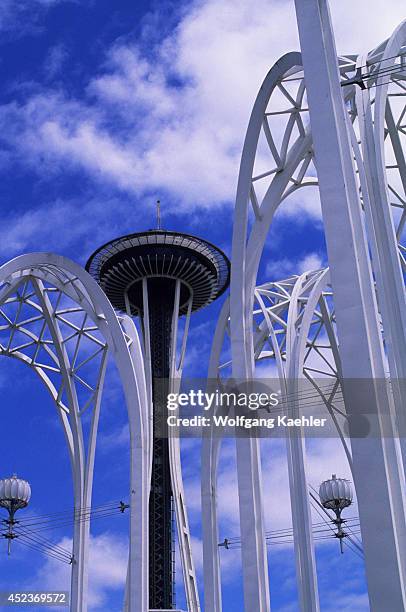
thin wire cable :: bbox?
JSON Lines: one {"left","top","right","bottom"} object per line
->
{"left": 281, "top": 54, "right": 405, "bottom": 84}
{"left": 13, "top": 499, "right": 122, "bottom": 522}
{"left": 15, "top": 503, "right": 124, "bottom": 529}
{"left": 362, "top": 52, "right": 406, "bottom": 69}
{"left": 3, "top": 504, "right": 129, "bottom": 565}
{"left": 342, "top": 536, "right": 365, "bottom": 561}
{"left": 11, "top": 532, "right": 72, "bottom": 563}
{"left": 362, "top": 65, "right": 406, "bottom": 82}
{"left": 13, "top": 532, "right": 72, "bottom": 563}
{"left": 344, "top": 524, "right": 364, "bottom": 553}
{"left": 221, "top": 369, "right": 397, "bottom": 409}
{"left": 215, "top": 380, "right": 346, "bottom": 414}
{"left": 15, "top": 529, "right": 71, "bottom": 556}
{"left": 220, "top": 488, "right": 363, "bottom": 552}
{"left": 12, "top": 526, "right": 72, "bottom": 557}
{"left": 219, "top": 380, "right": 341, "bottom": 406}
{"left": 16, "top": 505, "right": 120, "bottom": 527}
{"left": 369, "top": 78, "right": 406, "bottom": 91}
{"left": 13, "top": 537, "right": 72, "bottom": 565}
{"left": 345, "top": 532, "right": 364, "bottom": 556}
{"left": 222, "top": 533, "right": 347, "bottom": 550}
{"left": 220, "top": 518, "right": 360, "bottom": 546}
{"left": 14, "top": 509, "right": 125, "bottom": 534}
{"left": 281, "top": 55, "right": 405, "bottom": 86}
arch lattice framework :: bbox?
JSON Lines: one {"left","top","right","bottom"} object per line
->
{"left": 0, "top": 253, "right": 150, "bottom": 612}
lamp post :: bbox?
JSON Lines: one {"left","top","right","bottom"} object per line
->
{"left": 319, "top": 474, "right": 353, "bottom": 553}
{"left": 0, "top": 475, "right": 31, "bottom": 555}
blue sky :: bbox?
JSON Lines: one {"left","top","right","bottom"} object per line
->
{"left": 0, "top": 0, "right": 404, "bottom": 610}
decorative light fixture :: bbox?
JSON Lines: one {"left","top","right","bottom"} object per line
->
{"left": 0, "top": 474, "right": 31, "bottom": 554}
{"left": 319, "top": 474, "right": 353, "bottom": 553}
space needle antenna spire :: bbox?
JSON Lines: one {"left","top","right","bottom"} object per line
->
{"left": 156, "top": 199, "right": 161, "bottom": 230}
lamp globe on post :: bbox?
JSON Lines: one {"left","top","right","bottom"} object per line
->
{"left": 319, "top": 474, "right": 353, "bottom": 553}
{"left": 0, "top": 474, "right": 31, "bottom": 555}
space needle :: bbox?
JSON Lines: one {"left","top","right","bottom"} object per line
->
{"left": 86, "top": 204, "right": 230, "bottom": 610}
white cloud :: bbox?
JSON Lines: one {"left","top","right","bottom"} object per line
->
{"left": 1, "top": 0, "right": 403, "bottom": 210}
{"left": 329, "top": 2, "right": 405, "bottom": 54}
{"left": 323, "top": 591, "right": 369, "bottom": 612}
{"left": 33, "top": 532, "right": 127, "bottom": 610}
{"left": 186, "top": 435, "right": 353, "bottom": 532}
{"left": 44, "top": 44, "right": 69, "bottom": 79}
{"left": 0, "top": 194, "right": 149, "bottom": 262}
{"left": 265, "top": 252, "right": 324, "bottom": 280}
{"left": 98, "top": 424, "right": 130, "bottom": 453}
{"left": 298, "top": 253, "right": 324, "bottom": 274}
{"left": 0, "top": 0, "right": 76, "bottom": 35}
{"left": 280, "top": 186, "right": 323, "bottom": 219}
{"left": 265, "top": 258, "right": 297, "bottom": 279}
{"left": 40, "top": 121, "right": 140, "bottom": 191}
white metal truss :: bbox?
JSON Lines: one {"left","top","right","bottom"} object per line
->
{"left": 350, "top": 22, "right": 406, "bottom": 471}
{"left": 0, "top": 254, "right": 150, "bottom": 612}
{"left": 252, "top": 271, "right": 349, "bottom": 463}
{"left": 296, "top": 4, "right": 406, "bottom": 610}
{"left": 202, "top": 271, "right": 341, "bottom": 612}
{"left": 202, "top": 14, "right": 406, "bottom": 612}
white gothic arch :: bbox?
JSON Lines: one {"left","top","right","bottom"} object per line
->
{"left": 0, "top": 253, "right": 150, "bottom": 612}
{"left": 202, "top": 17, "right": 406, "bottom": 612}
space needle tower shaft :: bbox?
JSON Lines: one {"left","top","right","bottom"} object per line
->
{"left": 86, "top": 216, "right": 229, "bottom": 609}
